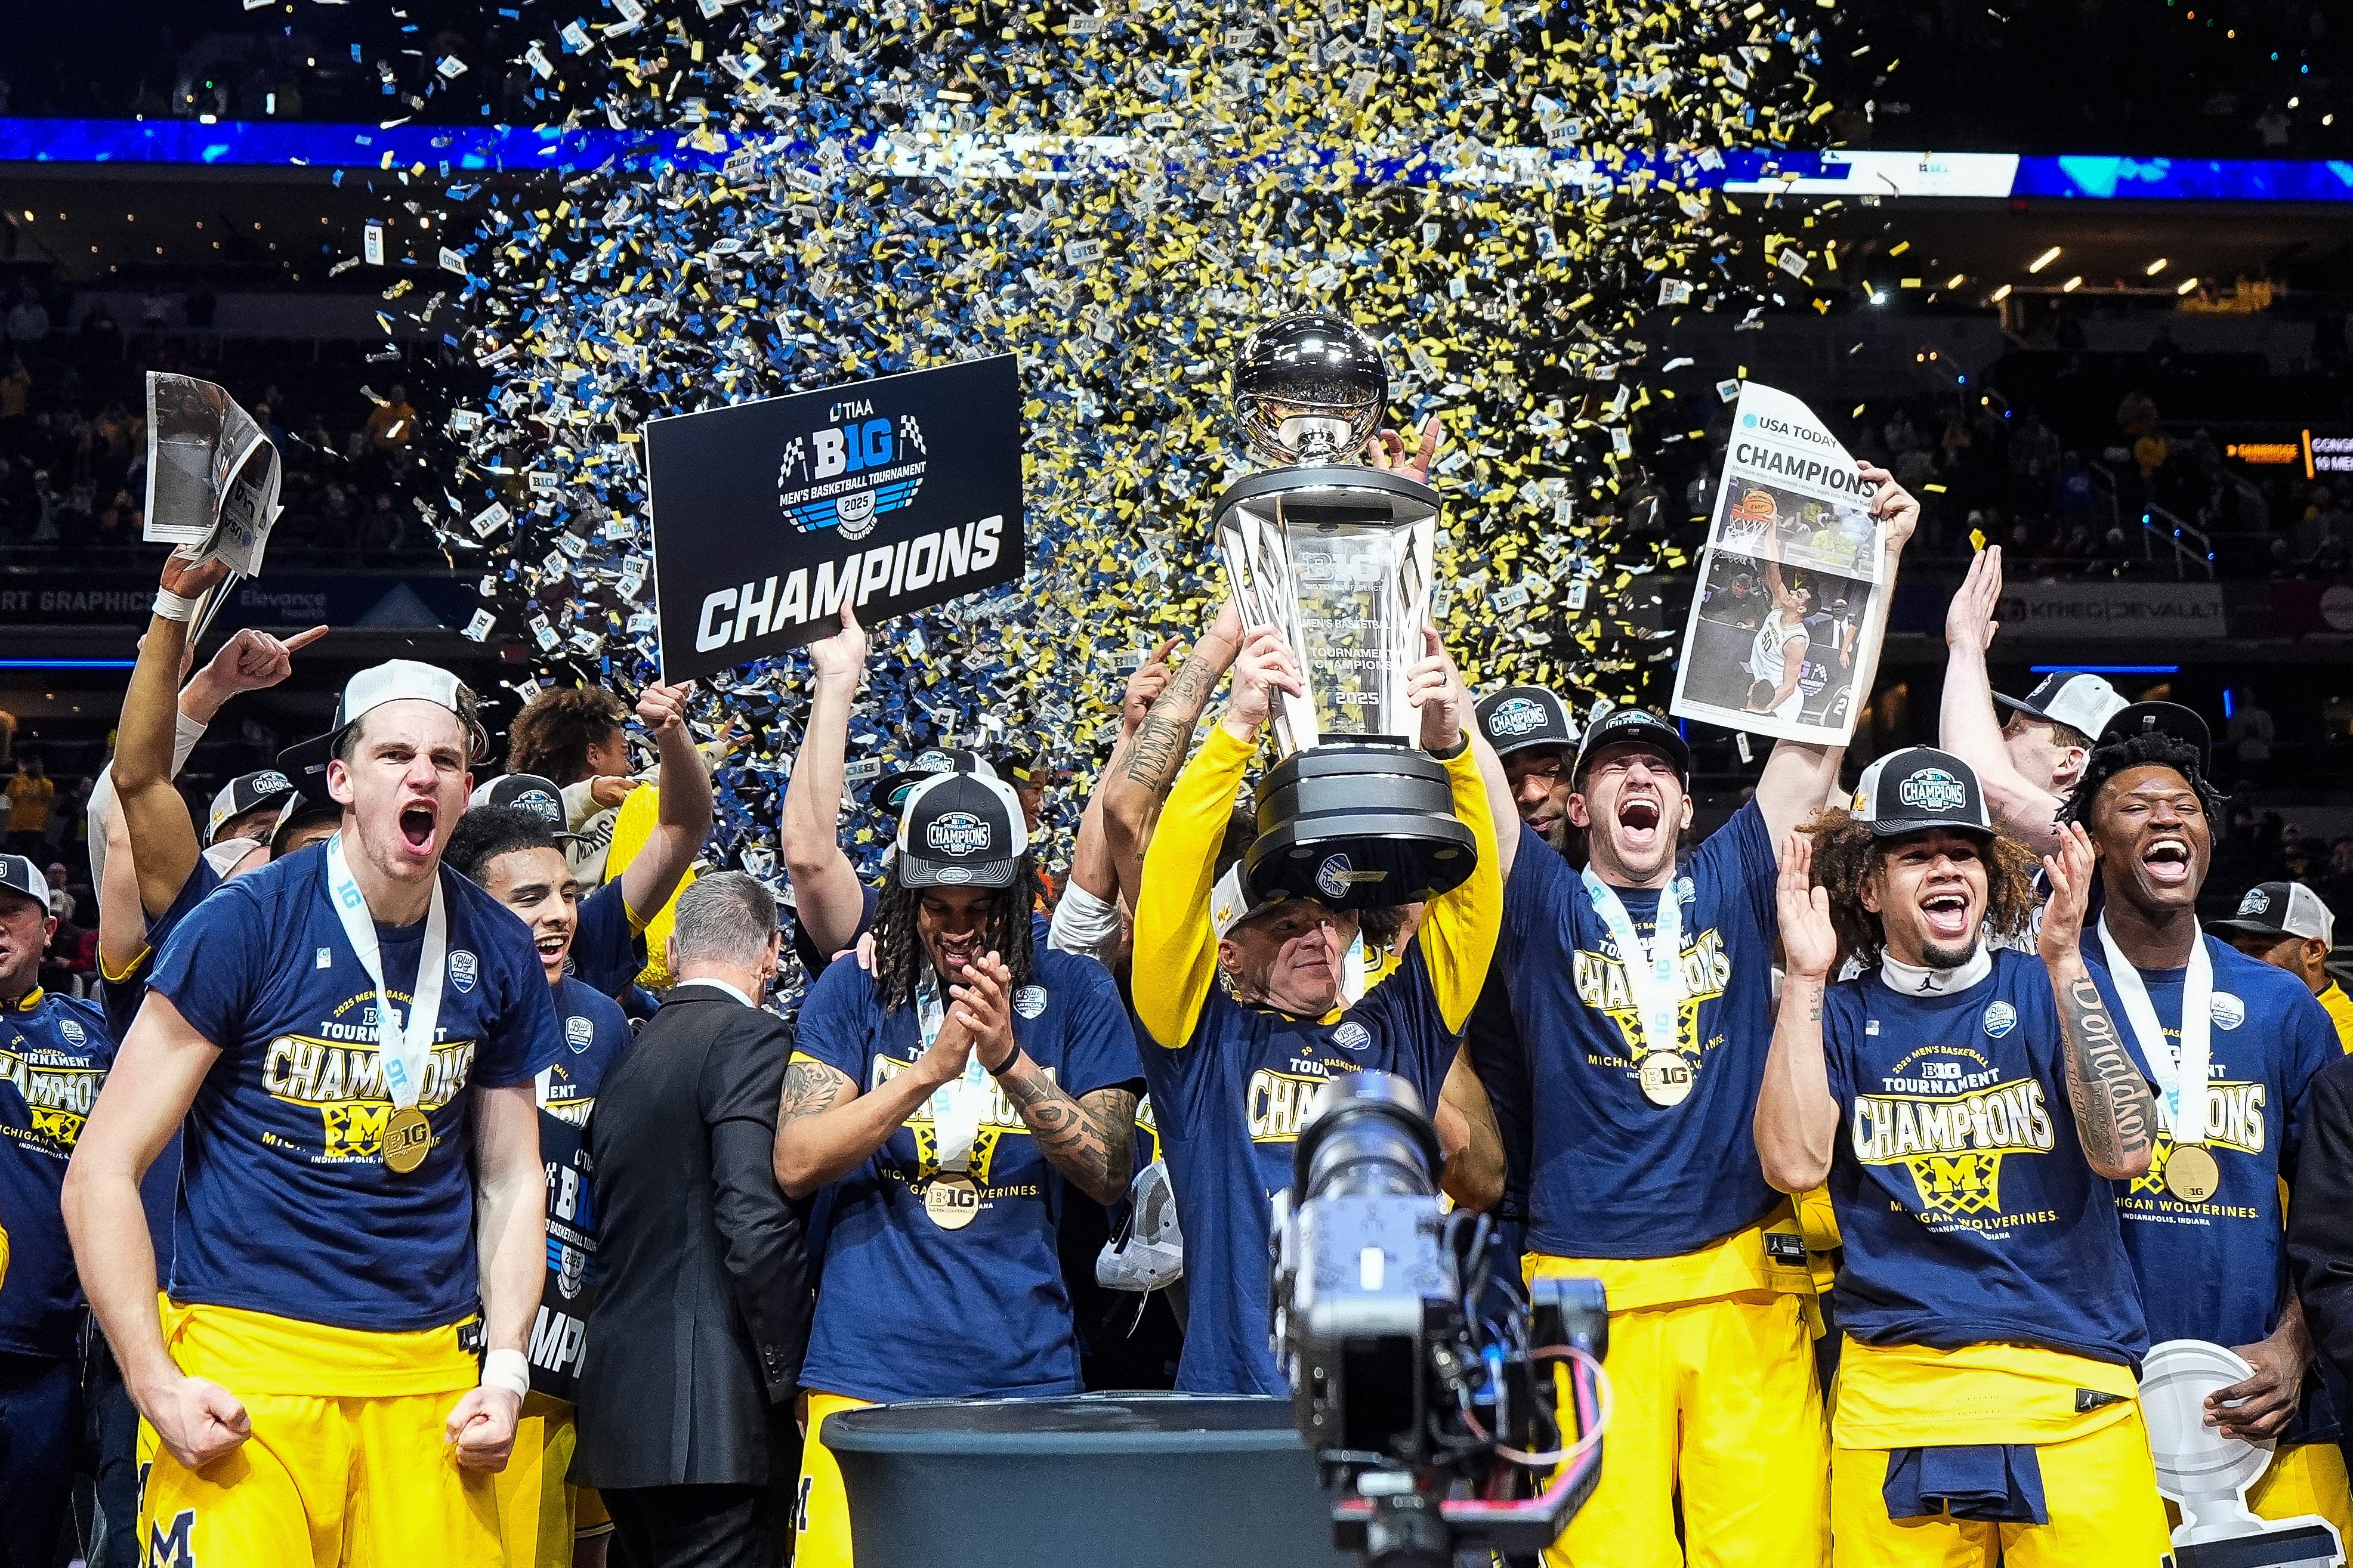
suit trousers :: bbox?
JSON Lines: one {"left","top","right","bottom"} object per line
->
{"left": 604, "top": 1480, "right": 793, "bottom": 1568}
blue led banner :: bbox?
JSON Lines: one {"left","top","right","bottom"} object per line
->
{"left": 5, "top": 117, "right": 2351, "bottom": 203}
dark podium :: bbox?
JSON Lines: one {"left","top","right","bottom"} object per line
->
{"left": 827, "top": 1393, "right": 1355, "bottom": 1567}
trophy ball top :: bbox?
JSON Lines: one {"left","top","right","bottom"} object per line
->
{"left": 1233, "top": 313, "right": 1389, "bottom": 466}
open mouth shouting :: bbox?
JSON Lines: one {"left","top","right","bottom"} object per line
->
{"left": 396, "top": 800, "right": 439, "bottom": 858}
{"left": 1920, "top": 887, "right": 1974, "bottom": 944}
{"left": 534, "top": 930, "right": 572, "bottom": 970}
{"left": 2139, "top": 834, "right": 2195, "bottom": 891}
{"left": 1616, "top": 793, "right": 1664, "bottom": 855}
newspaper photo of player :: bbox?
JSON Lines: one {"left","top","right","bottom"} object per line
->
{"left": 1679, "top": 548, "right": 1876, "bottom": 743}
{"left": 1710, "top": 475, "right": 1878, "bottom": 580}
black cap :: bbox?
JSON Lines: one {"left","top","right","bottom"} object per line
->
{"left": 269, "top": 796, "right": 341, "bottom": 858}
{"left": 2210, "top": 881, "right": 2335, "bottom": 946}
{"left": 1475, "top": 686, "right": 1579, "bottom": 759}
{"left": 1571, "top": 707, "right": 1691, "bottom": 784}
{"left": 468, "top": 772, "right": 572, "bottom": 834}
{"left": 2098, "top": 701, "right": 2212, "bottom": 774}
{"left": 0, "top": 854, "right": 51, "bottom": 912}
{"left": 866, "top": 747, "right": 997, "bottom": 814}
{"left": 894, "top": 772, "right": 1030, "bottom": 890}
{"left": 1848, "top": 746, "right": 1994, "bottom": 838}
{"left": 206, "top": 769, "right": 299, "bottom": 845}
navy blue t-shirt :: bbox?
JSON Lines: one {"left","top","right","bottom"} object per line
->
{"left": 1503, "top": 800, "right": 1783, "bottom": 1258}
{"left": 1144, "top": 945, "right": 1461, "bottom": 1394}
{"left": 537, "top": 974, "right": 634, "bottom": 1127}
{"left": 100, "top": 858, "right": 223, "bottom": 1258}
{"left": 2085, "top": 938, "right": 2337, "bottom": 1411}
{"left": 148, "top": 842, "right": 564, "bottom": 1332}
{"left": 567, "top": 878, "right": 645, "bottom": 1001}
{"left": 0, "top": 987, "right": 115, "bottom": 1356}
{"left": 1823, "top": 949, "right": 2147, "bottom": 1369}
{"left": 795, "top": 946, "right": 1142, "bottom": 1403}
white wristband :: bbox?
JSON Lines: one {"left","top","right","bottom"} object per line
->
{"left": 153, "top": 587, "right": 199, "bottom": 623}
{"left": 480, "top": 1347, "right": 531, "bottom": 1402}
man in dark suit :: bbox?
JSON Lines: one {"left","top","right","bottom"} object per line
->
{"left": 572, "top": 871, "right": 810, "bottom": 1568}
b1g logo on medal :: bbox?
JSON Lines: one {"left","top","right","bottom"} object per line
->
{"left": 1333, "top": 1020, "right": 1371, "bottom": 1051}
{"left": 1014, "top": 985, "right": 1048, "bottom": 1019}
{"left": 447, "top": 950, "right": 478, "bottom": 994}
{"left": 1983, "top": 1001, "right": 2017, "bottom": 1038}
{"left": 566, "top": 1015, "right": 595, "bottom": 1053}
{"left": 1638, "top": 1053, "right": 1695, "bottom": 1106}
{"left": 776, "top": 397, "right": 930, "bottom": 541}
{"left": 924, "top": 1173, "right": 981, "bottom": 1230}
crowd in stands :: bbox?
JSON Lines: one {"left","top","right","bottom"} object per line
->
{"left": 0, "top": 280, "right": 438, "bottom": 565}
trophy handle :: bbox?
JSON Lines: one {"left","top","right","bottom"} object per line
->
{"left": 1216, "top": 512, "right": 1320, "bottom": 754}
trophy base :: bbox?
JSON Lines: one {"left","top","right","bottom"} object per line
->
{"left": 1246, "top": 746, "right": 1478, "bottom": 911}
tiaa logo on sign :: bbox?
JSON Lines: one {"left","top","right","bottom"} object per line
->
{"left": 776, "top": 395, "right": 930, "bottom": 541}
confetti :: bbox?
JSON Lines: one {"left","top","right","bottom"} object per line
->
{"left": 375, "top": 0, "right": 1844, "bottom": 997}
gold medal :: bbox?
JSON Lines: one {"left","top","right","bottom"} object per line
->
{"left": 1638, "top": 1052, "right": 1694, "bottom": 1108}
{"left": 922, "top": 1172, "right": 981, "bottom": 1231}
{"left": 2164, "top": 1142, "right": 2219, "bottom": 1204}
{"left": 383, "top": 1105, "right": 436, "bottom": 1174}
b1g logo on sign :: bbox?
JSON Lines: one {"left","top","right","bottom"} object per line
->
{"left": 776, "top": 396, "right": 930, "bottom": 540}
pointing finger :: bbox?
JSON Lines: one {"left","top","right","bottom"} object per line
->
{"left": 283, "top": 624, "right": 332, "bottom": 653}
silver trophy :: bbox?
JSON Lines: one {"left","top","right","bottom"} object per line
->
{"left": 1213, "top": 314, "right": 1477, "bottom": 910}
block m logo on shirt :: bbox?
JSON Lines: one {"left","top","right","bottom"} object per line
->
{"left": 146, "top": 1508, "right": 197, "bottom": 1568}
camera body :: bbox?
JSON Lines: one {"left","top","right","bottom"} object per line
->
{"left": 1272, "top": 1072, "right": 1609, "bottom": 1568}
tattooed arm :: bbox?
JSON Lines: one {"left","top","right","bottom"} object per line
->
{"left": 1101, "top": 599, "right": 1244, "bottom": 911}
{"left": 771, "top": 983, "right": 981, "bottom": 1197}
{"left": 998, "top": 1069, "right": 1138, "bottom": 1206}
{"left": 2040, "top": 822, "right": 2158, "bottom": 1180}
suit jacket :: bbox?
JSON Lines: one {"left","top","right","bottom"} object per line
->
{"left": 573, "top": 985, "right": 811, "bottom": 1489}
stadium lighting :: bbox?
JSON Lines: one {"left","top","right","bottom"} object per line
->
{"left": 2176, "top": 276, "right": 2199, "bottom": 294}
{"left": 1990, "top": 284, "right": 2013, "bottom": 302}
{"left": 2028, "top": 246, "right": 2062, "bottom": 273}
{"left": 2145, "top": 258, "right": 2168, "bottom": 276}
{"left": 1945, "top": 273, "right": 1965, "bottom": 288}
{"left": 2062, "top": 276, "right": 2083, "bottom": 292}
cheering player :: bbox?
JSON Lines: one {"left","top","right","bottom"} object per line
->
{"left": 774, "top": 768, "right": 1142, "bottom": 1568}
{"left": 2064, "top": 717, "right": 2351, "bottom": 1534}
{"left": 1127, "top": 623, "right": 1504, "bottom": 1393}
{"left": 1500, "top": 462, "right": 1914, "bottom": 1568}
{"left": 1757, "top": 749, "right": 2170, "bottom": 1563}
{"left": 446, "top": 805, "right": 636, "bottom": 1568}
{"left": 64, "top": 659, "right": 563, "bottom": 1565}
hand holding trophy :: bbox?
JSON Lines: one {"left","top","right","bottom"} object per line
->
{"left": 1212, "top": 314, "right": 1478, "bottom": 910}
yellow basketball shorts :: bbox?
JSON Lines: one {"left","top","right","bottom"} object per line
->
{"left": 1534, "top": 1289, "right": 1830, "bottom": 1568}
{"left": 1830, "top": 1405, "right": 2172, "bottom": 1567}
{"left": 793, "top": 1391, "right": 878, "bottom": 1568}
{"left": 137, "top": 1301, "right": 502, "bottom": 1568}
{"left": 491, "top": 1395, "right": 613, "bottom": 1568}
{"left": 2224, "top": 1440, "right": 2353, "bottom": 1541}
{"left": 138, "top": 1387, "right": 504, "bottom": 1568}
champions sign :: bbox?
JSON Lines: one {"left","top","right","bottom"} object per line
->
{"left": 646, "top": 355, "right": 1025, "bottom": 682}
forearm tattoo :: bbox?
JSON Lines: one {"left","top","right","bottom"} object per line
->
{"left": 778, "top": 1058, "right": 848, "bottom": 1124}
{"left": 2058, "top": 972, "right": 2156, "bottom": 1167}
{"left": 1002, "top": 1068, "right": 1130, "bottom": 1200}
{"left": 1121, "top": 651, "right": 1226, "bottom": 796}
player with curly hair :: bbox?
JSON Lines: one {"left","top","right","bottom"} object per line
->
{"left": 1758, "top": 747, "right": 2170, "bottom": 1565}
